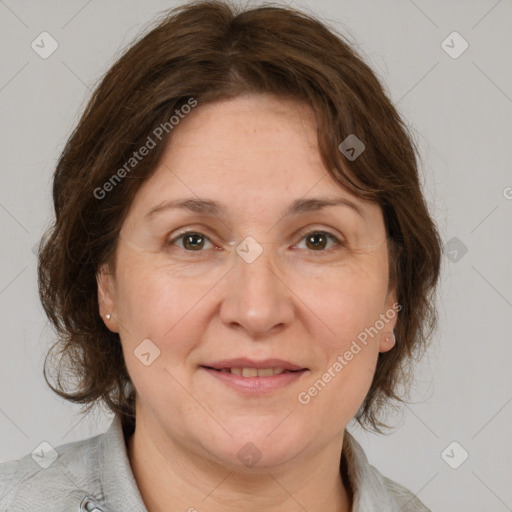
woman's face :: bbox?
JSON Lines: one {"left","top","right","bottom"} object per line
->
{"left": 98, "top": 93, "right": 397, "bottom": 469}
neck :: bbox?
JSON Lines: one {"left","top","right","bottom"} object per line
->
{"left": 126, "top": 415, "right": 352, "bottom": 512}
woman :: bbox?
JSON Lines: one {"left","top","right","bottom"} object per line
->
{"left": 0, "top": 1, "right": 441, "bottom": 510}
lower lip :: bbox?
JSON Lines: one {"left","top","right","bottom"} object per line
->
{"left": 201, "top": 367, "right": 308, "bottom": 395}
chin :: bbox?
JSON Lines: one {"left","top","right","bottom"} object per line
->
{"left": 199, "top": 417, "right": 312, "bottom": 470}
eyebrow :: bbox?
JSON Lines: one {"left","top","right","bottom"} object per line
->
{"left": 145, "top": 196, "right": 364, "bottom": 220}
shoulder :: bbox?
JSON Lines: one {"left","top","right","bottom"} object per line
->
{"left": 0, "top": 430, "right": 103, "bottom": 511}
{"left": 343, "top": 431, "right": 431, "bottom": 512}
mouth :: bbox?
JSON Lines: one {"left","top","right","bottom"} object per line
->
{"left": 203, "top": 366, "right": 300, "bottom": 377}
{"left": 200, "top": 359, "right": 309, "bottom": 395}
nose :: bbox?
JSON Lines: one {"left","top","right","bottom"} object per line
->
{"left": 219, "top": 242, "right": 295, "bottom": 338}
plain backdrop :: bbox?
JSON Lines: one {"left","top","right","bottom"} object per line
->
{"left": 1, "top": 1, "right": 511, "bottom": 510}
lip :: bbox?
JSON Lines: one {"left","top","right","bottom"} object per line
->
{"left": 200, "top": 358, "right": 309, "bottom": 396}
{"left": 202, "top": 358, "right": 306, "bottom": 371}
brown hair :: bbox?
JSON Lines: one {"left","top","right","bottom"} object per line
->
{"left": 39, "top": 0, "right": 441, "bottom": 432}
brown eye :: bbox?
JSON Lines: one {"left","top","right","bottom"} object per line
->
{"left": 169, "top": 232, "right": 213, "bottom": 251}
{"left": 296, "top": 231, "right": 341, "bottom": 252}
{"left": 183, "top": 233, "right": 205, "bottom": 250}
{"left": 305, "top": 232, "right": 328, "bottom": 250}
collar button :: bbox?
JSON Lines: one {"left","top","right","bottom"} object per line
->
{"left": 80, "top": 496, "right": 106, "bottom": 512}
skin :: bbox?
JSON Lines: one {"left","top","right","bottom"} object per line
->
{"left": 97, "top": 93, "right": 397, "bottom": 512}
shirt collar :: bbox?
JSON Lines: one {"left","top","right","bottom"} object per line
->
{"left": 96, "top": 414, "right": 147, "bottom": 511}
{"left": 342, "top": 430, "right": 397, "bottom": 510}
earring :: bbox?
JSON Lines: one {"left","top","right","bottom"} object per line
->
{"left": 385, "top": 331, "right": 396, "bottom": 346}
{"left": 106, "top": 314, "right": 111, "bottom": 320}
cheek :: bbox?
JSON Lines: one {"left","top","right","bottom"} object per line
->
{"left": 297, "top": 303, "right": 381, "bottom": 433}
{"left": 302, "top": 258, "right": 389, "bottom": 340}
{"left": 293, "top": 259, "right": 387, "bottom": 416}
{"left": 115, "top": 252, "right": 208, "bottom": 336}
{"left": 114, "top": 259, "right": 222, "bottom": 392}
{"left": 116, "top": 266, "right": 200, "bottom": 407}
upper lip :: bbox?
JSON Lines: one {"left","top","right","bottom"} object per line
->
{"left": 201, "top": 358, "right": 307, "bottom": 371}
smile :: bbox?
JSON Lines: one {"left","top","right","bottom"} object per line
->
{"left": 200, "top": 360, "right": 309, "bottom": 395}
{"left": 214, "top": 367, "right": 292, "bottom": 377}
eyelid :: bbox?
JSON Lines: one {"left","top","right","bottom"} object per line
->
{"left": 166, "top": 223, "right": 223, "bottom": 242}
{"left": 294, "top": 225, "right": 344, "bottom": 243}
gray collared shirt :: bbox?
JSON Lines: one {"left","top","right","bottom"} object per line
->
{"left": 0, "top": 414, "right": 429, "bottom": 511}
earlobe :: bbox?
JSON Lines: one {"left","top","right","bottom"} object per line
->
{"left": 379, "top": 331, "right": 396, "bottom": 353}
{"left": 379, "top": 289, "right": 399, "bottom": 353}
{"left": 96, "top": 263, "right": 119, "bottom": 332}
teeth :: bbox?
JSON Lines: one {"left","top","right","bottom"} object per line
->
{"left": 220, "top": 367, "right": 287, "bottom": 377}
{"left": 241, "top": 368, "right": 258, "bottom": 377}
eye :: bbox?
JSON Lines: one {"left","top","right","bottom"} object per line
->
{"left": 167, "top": 229, "right": 343, "bottom": 253}
{"left": 295, "top": 230, "right": 342, "bottom": 251}
{"left": 168, "top": 231, "right": 214, "bottom": 251}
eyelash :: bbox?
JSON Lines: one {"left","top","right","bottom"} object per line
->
{"left": 166, "top": 229, "right": 344, "bottom": 254}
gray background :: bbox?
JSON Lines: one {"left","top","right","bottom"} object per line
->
{"left": 1, "top": 0, "right": 511, "bottom": 510}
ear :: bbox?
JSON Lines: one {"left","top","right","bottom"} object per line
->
{"left": 379, "top": 288, "right": 399, "bottom": 353}
{"left": 97, "top": 262, "right": 119, "bottom": 333}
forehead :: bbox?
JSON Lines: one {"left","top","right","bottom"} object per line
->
{"left": 127, "top": 93, "right": 365, "bottom": 217}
